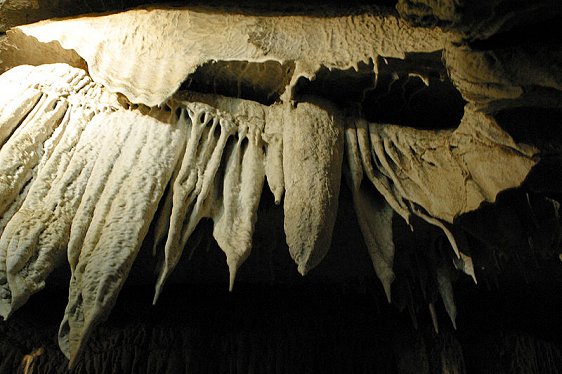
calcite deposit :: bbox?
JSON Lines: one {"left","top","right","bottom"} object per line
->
{"left": 0, "top": 1, "right": 560, "bottom": 371}
{"left": 0, "top": 5, "right": 449, "bottom": 106}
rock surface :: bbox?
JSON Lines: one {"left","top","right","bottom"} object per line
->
{"left": 1, "top": 6, "right": 449, "bottom": 106}
{"left": 0, "top": 1, "right": 560, "bottom": 370}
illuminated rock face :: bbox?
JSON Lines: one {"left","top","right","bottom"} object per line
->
{"left": 0, "top": 2, "right": 560, "bottom": 372}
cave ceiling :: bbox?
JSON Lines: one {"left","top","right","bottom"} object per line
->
{"left": 0, "top": 0, "right": 561, "bottom": 371}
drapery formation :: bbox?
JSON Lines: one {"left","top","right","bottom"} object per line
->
{"left": 0, "top": 62, "right": 539, "bottom": 364}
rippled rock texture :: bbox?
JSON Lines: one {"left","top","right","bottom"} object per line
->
{"left": 0, "top": 1, "right": 561, "bottom": 372}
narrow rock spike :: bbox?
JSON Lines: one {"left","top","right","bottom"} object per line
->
{"left": 344, "top": 120, "right": 395, "bottom": 303}
{"left": 429, "top": 302, "right": 439, "bottom": 334}
{"left": 154, "top": 104, "right": 236, "bottom": 303}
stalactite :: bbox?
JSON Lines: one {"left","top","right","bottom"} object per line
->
{"left": 263, "top": 106, "right": 285, "bottom": 205}
{"left": 59, "top": 108, "right": 185, "bottom": 365}
{"left": 282, "top": 100, "right": 344, "bottom": 275}
{"left": 153, "top": 104, "right": 237, "bottom": 302}
{"left": 2, "top": 105, "right": 94, "bottom": 318}
{"left": 0, "top": 20, "right": 557, "bottom": 364}
{"left": 436, "top": 266, "right": 457, "bottom": 329}
{"left": 211, "top": 121, "right": 266, "bottom": 290}
{"left": 344, "top": 122, "right": 395, "bottom": 302}
{"left": 0, "top": 64, "right": 121, "bottom": 319}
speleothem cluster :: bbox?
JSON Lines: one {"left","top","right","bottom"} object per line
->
{"left": 0, "top": 3, "right": 559, "bottom": 368}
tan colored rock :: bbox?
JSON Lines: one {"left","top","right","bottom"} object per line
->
{"left": 344, "top": 106, "right": 538, "bottom": 281}
{"left": 0, "top": 64, "right": 115, "bottom": 247}
{"left": 364, "top": 106, "right": 538, "bottom": 224}
{"left": 444, "top": 45, "right": 562, "bottom": 112}
{"left": 0, "top": 63, "right": 185, "bottom": 363}
{"left": 0, "top": 95, "right": 67, "bottom": 216}
{"left": 154, "top": 102, "right": 237, "bottom": 302}
{"left": 152, "top": 94, "right": 276, "bottom": 294}
{"left": 283, "top": 100, "right": 344, "bottom": 275}
{"left": 0, "top": 2, "right": 554, "bottom": 359}
{"left": 345, "top": 123, "right": 395, "bottom": 302}
{"left": 2, "top": 6, "right": 450, "bottom": 106}
{"left": 0, "top": 65, "right": 42, "bottom": 148}
{"left": 0, "top": 64, "right": 121, "bottom": 318}
{"left": 151, "top": 94, "right": 346, "bottom": 280}
{"left": 173, "top": 94, "right": 269, "bottom": 290}
{"left": 58, "top": 108, "right": 185, "bottom": 365}
{"left": 353, "top": 118, "right": 411, "bottom": 224}
{"left": 176, "top": 92, "right": 284, "bottom": 204}
{"left": 1, "top": 103, "right": 96, "bottom": 318}
{"left": 212, "top": 119, "right": 265, "bottom": 290}
{"left": 263, "top": 105, "right": 285, "bottom": 205}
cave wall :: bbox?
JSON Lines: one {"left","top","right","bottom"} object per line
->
{"left": 0, "top": 0, "right": 561, "bottom": 373}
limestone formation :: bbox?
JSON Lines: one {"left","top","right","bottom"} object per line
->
{"left": 0, "top": 64, "right": 120, "bottom": 319}
{"left": 59, "top": 108, "right": 185, "bottom": 365}
{"left": 153, "top": 103, "right": 238, "bottom": 302}
{"left": 0, "top": 2, "right": 560, "bottom": 371}
{"left": 0, "top": 6, "right": 449, "bottom": 106}
{"left": 283, "top": 100, "right": 344, "bottom": 275}
{"left": 359, "top": 108, "right": 538, "bottom": 224}
{"left": 345, "top": 123, "right": 396, "bottom": 302}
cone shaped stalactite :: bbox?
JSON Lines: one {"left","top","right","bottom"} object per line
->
{"left": 344, "top": 123, "right": 395, "bottom": 302}
{"left": 282, "top": 100, "right": 344, "bottom": 275}
{"left": 153, "top": 104, "right": 237, "bottom": 303}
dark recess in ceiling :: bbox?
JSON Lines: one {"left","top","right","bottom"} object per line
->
{"left": 469, "top": 16, "right": 562, "bottom": 50}
{"left": 42, "top": 0, "right": 399, "bottom": 17}
{"left": 294, "top": 52, "right": 466, "bottom": 129}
